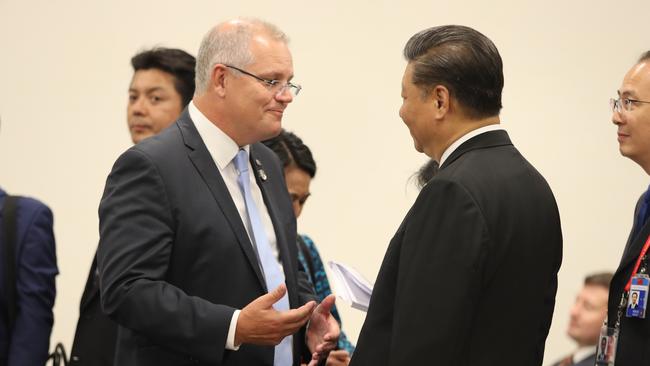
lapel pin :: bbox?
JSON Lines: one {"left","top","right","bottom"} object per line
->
{"left": 258, "top": 169, "right": 268, "bottom": 181}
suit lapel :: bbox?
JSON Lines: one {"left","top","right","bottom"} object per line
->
{"left": 618, "top": 196, "right": 650, "bottom": 271}
{"left": 439, "top": 130, "right": 513, "bottom": 170}
{"left": 176, "top": 111, "right": 267, "bottom": 290}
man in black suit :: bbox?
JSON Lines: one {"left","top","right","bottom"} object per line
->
{"left": 606, "top": 50, "right": 650, "bottom": 365}
{"left": 97, "top": 18, "right": 339, "bottom": 366}
{"left": 70, "top": 47, "right": 196, "bottom": 366}
{"left": 349, "top": 25, "right": 563, "bottom": 366}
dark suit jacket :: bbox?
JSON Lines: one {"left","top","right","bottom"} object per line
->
{"left": 607, "top": 193, "right": 650, "bottom": 365}
{"left": 97, "top": 110, "right": 315, "bottom": 366}
{"left": 69, "top": 256, "right": 117, "bottom": 366}
{"left": 0, "top": 189, "right": 58, "bottom": 366}
{"left": 350, "top": 130, "right": 563, "bottom": 366}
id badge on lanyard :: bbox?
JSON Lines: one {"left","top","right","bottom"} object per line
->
{"left": 626, "top": 274, "right": 649, "bottom": 318}
{"left": 595, "top": 326, "right": 618, "bottom": 366}
{"left": 601, "top": 233, "right": 650, "bottom": 365}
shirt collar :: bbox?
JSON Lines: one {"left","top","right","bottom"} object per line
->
{"left": 438, "top": 124, "right": 504, "bottom": 166}
{"left": 188, "top": 101, "right": 249, "bottom": 171}
{"left": 573, "top": 345, "right": 596, "bottom": 363}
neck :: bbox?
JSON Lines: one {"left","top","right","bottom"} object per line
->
{"left": 194, "top": 94, "right": 247, "bottom": 147}
{"left": 429, "top": 115, "right": 500, "bottom": 162}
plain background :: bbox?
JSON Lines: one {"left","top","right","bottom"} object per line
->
{"left": 1, "top": 0, "right": 649, "bottom": 363}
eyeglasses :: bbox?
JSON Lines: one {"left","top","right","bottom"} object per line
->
{"left": 225, "top": 65, "right": 302, "bottom": 97}
{"left": 610, "top": 97, "right": 650, "bottom": 113}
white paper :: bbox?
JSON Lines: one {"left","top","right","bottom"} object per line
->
{"left": 327, "top": 260, "right": 373, "bottom": 312}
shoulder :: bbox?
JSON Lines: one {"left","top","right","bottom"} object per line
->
{"left": 14, "top": 196, "right": 53, "bottom": 225}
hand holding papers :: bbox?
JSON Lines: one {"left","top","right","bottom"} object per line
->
{"left": 327, "top": 261, "right": 373, "bottom": 312}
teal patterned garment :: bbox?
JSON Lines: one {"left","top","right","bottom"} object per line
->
{"left": 297, "top": 235, "right": 355, "bottom": 354}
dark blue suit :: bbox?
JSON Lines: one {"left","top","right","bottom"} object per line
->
{"left": 0, "top": 188, "right": 58, "bottom": 366}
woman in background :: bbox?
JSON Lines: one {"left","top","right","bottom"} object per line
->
{"left": 263, "top": 130, "right": 354, "bottom": 366}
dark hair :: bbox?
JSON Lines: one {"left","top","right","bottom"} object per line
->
{"left": 262, "top": 130, "right": 316, "bottom": 177}
{"left": 403, "top": 25, "right": 504, "bottom": 119}
{"left": 584, "top": 272, "right": 613, "bottom": 290}
{"left": 131, "top": 48, "right": 196, "bottom": 107}
{"left": 639, "top": 51, "right": 650, "bottom": 63}
{"left": 414, "top": 160, "right": 439, "bottom": 189}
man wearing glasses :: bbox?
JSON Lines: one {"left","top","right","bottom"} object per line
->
{"left": 96, "top": 18, "right": 339, "bottom": 366}
{"left": 606, "top": 51, "right": 650, "bottom": 366}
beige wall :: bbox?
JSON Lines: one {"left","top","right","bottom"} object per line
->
{"left": 1, "top": 0, "right": 648, "bottom": 363}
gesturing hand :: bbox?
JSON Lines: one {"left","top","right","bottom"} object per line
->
{"left": 235, "top": 284, "right": 316, "bottom": 346}
{"left": 306, "top": 294, "right": 340, "bottom": 360}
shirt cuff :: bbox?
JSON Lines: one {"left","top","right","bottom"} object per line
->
{"left": 225, "top": 309, "right": 241, "bottom": 351}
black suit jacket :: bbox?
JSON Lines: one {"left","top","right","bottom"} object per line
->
{"left": 69, "top": 256, "right": 117, "bottom": 366}
{"left": 96, "top": 110, "right": 315, "bottom": 366}
{"left": 350, "top": 130, "right": 563, "bottom": 366}
{"left": 607, "top": 193, "right": 650, "bottom": 365}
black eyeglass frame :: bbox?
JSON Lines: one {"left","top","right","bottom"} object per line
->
{"left": 225, "top": 64, "right": 302, "bottom": 96}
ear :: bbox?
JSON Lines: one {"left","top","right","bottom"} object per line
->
{"left": 431, "top": 85, "right": 450, "bottom": 119}
{"left": 211, "top": 64, "right": 228, "bottom": 97}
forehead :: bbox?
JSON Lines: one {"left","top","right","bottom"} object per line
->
{"left": 130, "top": 69, "right": 177, "bottom": 90}
{"left": 620, "top": 61, "right": 650, "bottom": 98}
{"left": 247, "top": 33, "right": 293, "bottom": 73}
{"left": 580, "top": 284, "right": 608, "bottom": 301}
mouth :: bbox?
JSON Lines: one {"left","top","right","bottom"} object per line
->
{"left": 268, "top": 109, "right": 284, "bottom": 117}
{"left": 130, "top": 123, "right": 151, "bottom": 133}
{"left": 617, "top": 132, "right": 629, "bottom": 142}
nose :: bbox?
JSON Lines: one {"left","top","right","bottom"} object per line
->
{"left": 129, "top": 96, "right": 148, "bottom": 116}
{"left": 292, "top": 200, "right": 303, "bottom": 218}
{"left": 275, "top": 86, "right": 294, "bottom": 104}
{"left": 569, "top": 301, "right": 580, "bottom": 318}
{"left": 612, "top": 110, "right": 623, "bottom": 125}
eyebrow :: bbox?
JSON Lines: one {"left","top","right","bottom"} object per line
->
{"left": 128, "top": 86, "right": 167, "bottom": 94}
{"left": 618, "top": 89, "right": 638, "bottom": 99}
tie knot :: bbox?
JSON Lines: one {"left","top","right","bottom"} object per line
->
{"left": 234, "top": 149, "right": 249, "bottom": 175}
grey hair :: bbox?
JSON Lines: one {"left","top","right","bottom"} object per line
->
{"left": 194, "top": 18, "right": 289, "bottom": 94}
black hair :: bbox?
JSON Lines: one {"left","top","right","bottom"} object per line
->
{"left": 262, "top": 130, "right": 316, "bottom": 177}
{"left": 404, "top": 25, "right": 503, "bottom": 119}
{"left": 131, "top": 48, "right": 196, "bottom": 107}
{"left": 639, "top": 50, "right": 650, "bottom": 63}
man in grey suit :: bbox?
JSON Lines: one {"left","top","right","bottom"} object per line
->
{"left": 97, "top": 18, "right": 339, "bottom": 366}
{"left": 350, "top": 25, "right": 563, "bottom": 366}
{"left": 551, "top": 272, "right": 612, "bottom": 366}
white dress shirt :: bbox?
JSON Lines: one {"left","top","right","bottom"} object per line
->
{"left": 438, "top": 124, "right": 504, "bottom": 167}
{"left": 189, "top": 101, "right": 282, "bottom": 351}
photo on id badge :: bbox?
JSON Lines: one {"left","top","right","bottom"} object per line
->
{"left": 626, "top": 275, "right": 649, "bottom": 318}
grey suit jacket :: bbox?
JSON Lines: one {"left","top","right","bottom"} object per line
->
{"left": 97, "top": 110, "right": 315, "bottom": 366}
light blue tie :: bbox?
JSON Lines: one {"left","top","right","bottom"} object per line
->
{"left": 234, "top": 149, "right": 293, "bottom": 366}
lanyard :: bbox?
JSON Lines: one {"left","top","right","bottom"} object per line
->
{"left": 624, "top": 234, "right": 650, "bottom": 292}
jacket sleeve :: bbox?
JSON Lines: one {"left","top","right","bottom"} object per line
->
{"left": 9, "top": 199, "right": 57, "bottom": 366}
{"left": 97, "top": 149, "right": 234, "bottom": 363}
{"left": 389, "top": 179, "right": 489, "bottom": 365}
